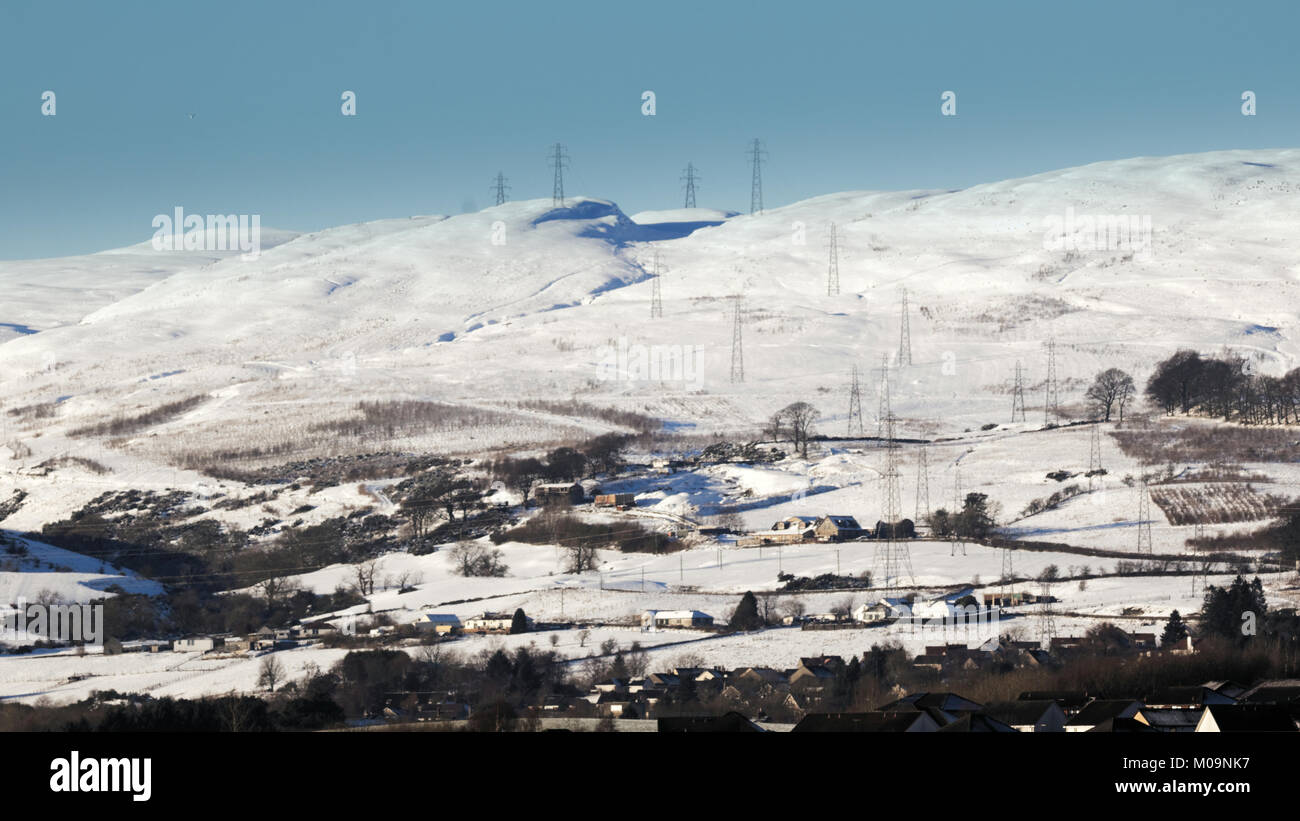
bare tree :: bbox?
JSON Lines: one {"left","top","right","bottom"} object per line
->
{"left": 258, "top": 654, "right": 285, "bottom": 693}
{"left": 777, "top": 401, "right": 820, "bottom": 457}
{"left": 1086, "top": 368, "right": 1136, "bottom": 422}
{"left": 449, "top": 541, "right": 508, "bottom": 577}
{"left": 353, "top": 560, "right": 380, "bottom": 596}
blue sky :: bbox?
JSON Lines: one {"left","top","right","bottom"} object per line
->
{"left": 1, "top": 0, "right": 1297, "bottom": 259}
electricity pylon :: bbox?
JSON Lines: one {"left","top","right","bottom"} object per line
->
{"left": 491, "top": 172, "right": 510, "bottom": 206}
{"left": 1137, "top": 479, "right": 1154, "bottom": 553}
{"left": 1088, "top": 422, "right": 1103, "bottom": 490}
{"left": 1044, "top": 338, "right": 1060, "bottom": 424}
{"left": 847, "top": 365, "right": 864, "bottom": 437}
{"left": 1039, "top": 580, "right": 1058, "bottom": 646}
{"left": 1011, "top": 361, "right": 1027, "bottom": 422}
{"left": 898, "top": 288, "right": 913, "bottom": 367}
{"left": 681, "top": 163, "right": 700, "bottom": 208}
{"left": 729, "top": 296, "right": 744, "bottom": 383}
{"left": 747, "top": 139, "right": 766, "bottom": 215}
{"left": 873, "top": 410, "right": 914, "bottom": 592}
{"left": 549, "top": 143, "right": 569, "bottom": 206}
{"left": 875, "top": 353, "right": 891, "bottom": 446}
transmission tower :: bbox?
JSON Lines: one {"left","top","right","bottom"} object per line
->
{"left": 1137, "top": 479, "right": 1154, "bottom": 553}
{"left": 681, "top": 163, "right": 700, "bottom": 208}
{"left": 548, "top": 143, "right": 569, "bottom": 206}
{"left": 490, "top": 172, "right": 510, "bottom": 206}
{"left": 1038, "top": 580, "right": 1058, "bottom": 646}
{"left": 875, "top": 353, "right": 891, "bottom": 445}
{"left": 847, "top": 365, "right": 864, "bottom": 437}
{"left": 914, "top": 445, "right": 931, "bottom": 525}
{"left": 729, "top": 296, "right": 744, "bottom": 383}
{"left": 1087, "top": 422, "right": 1103, "bottom": 490}
{"left": 873, "top": 409, "right": 914, "bottom": 592}
{"left": 1044, "top": 338, "right": 1060, "bottom": 424}
{"left": 650, "top": 250, "right": 664, "bottom": 319}
{"left": 747, "top": 138, "right": 766, "bottom": 215}
{"left": 950, "top": 467, "right": 966, "bottom": 557}
{"left": 826, "top": 222, "right": 840, "bottom": 296}
{"left": 1011, "top": 361, "right": 1027, "bottom": 422}
{"left": 897, "top": 288, "right": 913, "bottom": 367}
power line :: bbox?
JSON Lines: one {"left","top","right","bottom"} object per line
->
{"left": 746, "top": 138, "right": 766, "bottom": 215}
{"left": 548, "top": 143, "right": 569, "bottom": 206}
{"left": 681, "top": 162, "right": 700, "bottom": 208}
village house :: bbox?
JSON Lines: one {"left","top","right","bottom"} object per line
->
{"left": 812, "top": 515, "right": 867, "bottom": 542}
{"left": 792, "top": 711, "right": 940, "bottom": 733}
{"left": 852, "top": 602, "right": 891, "bottom": 623}
{"left": 464, "top": 612, "right": 530, "bottom": 633}
{"left": 641, "top": 609, "right": 713, "bottom": 631}
{"left": 1195, "top": 704, "right": 1298, "bottom": 732}
{"left": 172, "top": 636, "right": 222, "bottom": 653}
{"left": 983, "top": 700, "right": 1068, "bottom": 733}
{"left": 737, "top": 516, "right": 817, "bottom": 547}
{"left": 534, "top": 482, "right": 584, "bottom": 507}
{"left": 411, "top": 613, "right": 462, "bottom": 634}
{"left": 1065, "top": 699, "right": 1143, "bottom": 732}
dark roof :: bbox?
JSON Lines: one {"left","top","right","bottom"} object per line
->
{"left": 1067, "top": 699, "right": 1142, "bottom": 727}
{"left": 1201, "top": 705, "right": 1299, "bottom": 732}
{"left": 1239, "top": 680, "right": 1300, "bottom": 705}
{"left": 983, "top": 700, "right": 1061, "bottom": 725}
{"left": 1145, "top": 686, "right": 1236, "bottom": 707}
{"left": 792, "top": 712, "right": 932, "bottom": 733}
{"left": 1087, "top": 717, "right": 1160, "bottom": 733}
{"left": 877, "top": 692, "right": 983, "bottom": 714}
{"left": 1018, "top": 690, "right": 1092, "bottom": 708}
{"left": 936, "top": 713, "right": 1019, "bottom": 733}
{"left": 657, "top": 712, "right": 765, "bottom": 733}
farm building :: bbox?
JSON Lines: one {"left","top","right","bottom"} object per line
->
{"left": 641, "top": 610, "right": 714, "bottom": 631}
{"left": 594, "top": 493, "right": 637, "bottom": 509}
{"left": 737, "top": 516, "right": 817, "bottom": 547}
{"left": 411, "top": 613, "right": 462, "bottom": 634}
{"left": 172, "top": 637, "right": 221, "bottom": 653}
{"left": 534, "top": 482, "right": 584, "bottom": 506}
{"left": 872, "top": 519, "right": 916, "bottom": 539}
{"left": 813, "top": 515, "right": 867, "bottom": 541}
{"left": 464, "top": 612, "right": 530, "bottom": 633}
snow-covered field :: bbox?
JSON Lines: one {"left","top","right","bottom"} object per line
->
{"left": 2, "top": 148, "right": 1299, "bottom": 703}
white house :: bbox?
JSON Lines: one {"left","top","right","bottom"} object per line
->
{"left": 852, "top": 602, "right": 891, "bottom": 623}
{"left": 464, "top": 612, "right": 531, "bottom": 632}
{"left": 411, "top": 613, "right": 462, "bottom": 634}
{"left": 172, "top": 637, "right": 219, "bottom": 653}
{"left": 641, "top": 610, "right": 714, "bottom": 631}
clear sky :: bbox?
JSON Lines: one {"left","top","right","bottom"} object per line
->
{"left": 1, "top": 0, "right": 1297, "bottom": 259}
